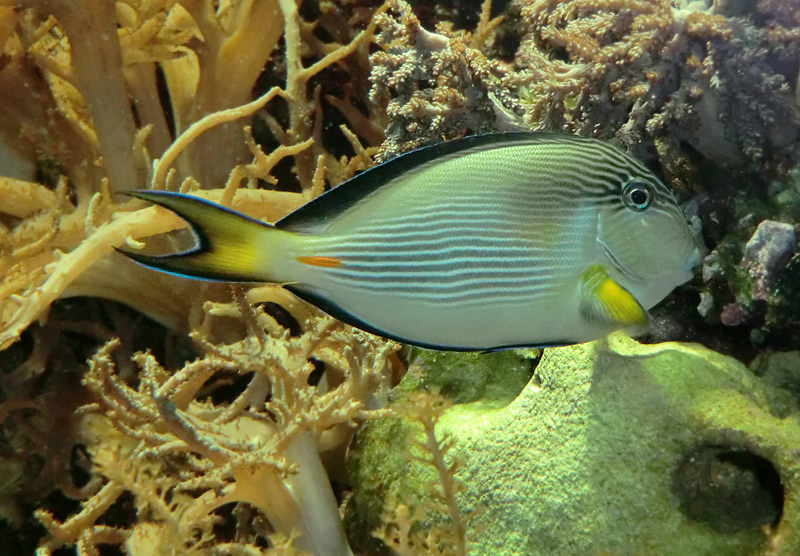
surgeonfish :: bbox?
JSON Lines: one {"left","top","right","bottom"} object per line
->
{"left": 122, "top": 132, "right": 701, "bottom": 351}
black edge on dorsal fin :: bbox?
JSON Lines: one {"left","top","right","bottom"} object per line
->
{"left": 275, "top": 131, "right": 584, "bottom": 233}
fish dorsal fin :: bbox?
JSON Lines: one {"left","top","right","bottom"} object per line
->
{"left": 579, "top": 264, "right": 648, "bottom": 331}
{"left": 276, "top": 132, "right": 587, "bottom": 233}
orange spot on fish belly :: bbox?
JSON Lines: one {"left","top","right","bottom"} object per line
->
{"left": 296, "top": 255, "right": 342, "bottom": 268}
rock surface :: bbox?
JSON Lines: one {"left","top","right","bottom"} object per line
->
{"left": 346, "top": 335, "right": 800, "bottom": 556}
{"left": 743, "top": 220, "right": 797, "bottom": 301}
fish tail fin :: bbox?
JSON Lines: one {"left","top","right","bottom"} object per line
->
{"left": 119, "top": 191, "right": 291, "bottom": 283}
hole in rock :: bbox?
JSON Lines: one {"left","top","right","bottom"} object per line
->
{"left": 675, "top": 445, "right": 783, "bottom": 533}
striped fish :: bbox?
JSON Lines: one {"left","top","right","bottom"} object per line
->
{"left": 122, "top": 133, "right": 701, "bottom": 350}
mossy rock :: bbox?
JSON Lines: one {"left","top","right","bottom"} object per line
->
{"left": 345, "top": 334, "right": 800, "bottom": 556}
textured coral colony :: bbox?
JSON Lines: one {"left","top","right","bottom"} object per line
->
{"left": 0, "top": 0, "right": 798, "bottom": 554}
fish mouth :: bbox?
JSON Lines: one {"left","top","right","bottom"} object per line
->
{"left": 598, "top": 239, "right": 646, "bottom": 284}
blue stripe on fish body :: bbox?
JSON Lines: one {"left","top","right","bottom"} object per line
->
{"left": 121, "top": 133, "right": 701, "bottom": 350}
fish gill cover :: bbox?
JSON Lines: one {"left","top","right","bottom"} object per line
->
{"left": 0, "top": 0, "right": 797, "bottom": 554}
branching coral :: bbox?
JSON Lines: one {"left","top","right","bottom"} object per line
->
{"left": 0, "top": 0, "right": 142, "bottom": 191}
{"left": 0, "top": 0, "right": 384, "bottom": 351}
{"left": 369, "top": 0, "right": 520, "bottom": 159}
{"left": 373, "top": 390, "right": 481, "bottom": 556}
{"left": 34, "top": 286, "right": 398, "bottom": 555}
{"left": 0, "top": 0, "right": 401, "bottom": 553}
{"left": 511, "top": 0, "right": 800, "bottom": 180}
{"left": 369, "top": 0, "right": 800, "bottom": 190}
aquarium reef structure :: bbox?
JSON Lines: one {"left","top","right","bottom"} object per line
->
{"left": 0, "top": 0, "right": 798, "bottom": 555}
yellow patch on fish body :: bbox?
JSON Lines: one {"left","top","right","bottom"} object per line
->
{"left": 120, "top": 133, "right": 701, "bottom": 351}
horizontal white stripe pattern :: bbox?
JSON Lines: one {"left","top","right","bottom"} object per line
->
{"left": 295, "top": 135, "right": 685, "bottom": 334}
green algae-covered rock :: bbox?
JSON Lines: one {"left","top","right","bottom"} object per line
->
{"left": 345, "top": 334, "right": 800, "bottom": 556}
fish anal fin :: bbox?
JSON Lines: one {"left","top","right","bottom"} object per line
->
{"left": 579, "top": 264, "right": 648, "bottom": 330}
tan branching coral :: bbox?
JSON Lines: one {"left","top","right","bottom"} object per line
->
{"left": 0, "top": 0, "right": 143, "bottom": 191}
{"left": 0, "top": 0, "right": 401, "bottom": 553}
{"left": 34, "top": 287, "right": 398, "bottom": 555}
{"left": 0, "top": 0, "right": 384, "bottom": 351}
{"left": 372, "top": 390, "right": 481, "bottom": 556}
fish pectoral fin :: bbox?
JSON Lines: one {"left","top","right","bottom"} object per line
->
{"left": 118, "top": 190, "right": 279, "bottom": 282}
{"left": 578, "top": 264, "right": 648, "bottom": 330}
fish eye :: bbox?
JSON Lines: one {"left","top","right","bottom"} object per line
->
{"left": 622, "top": 181, "right": 653, "bottom": 211}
